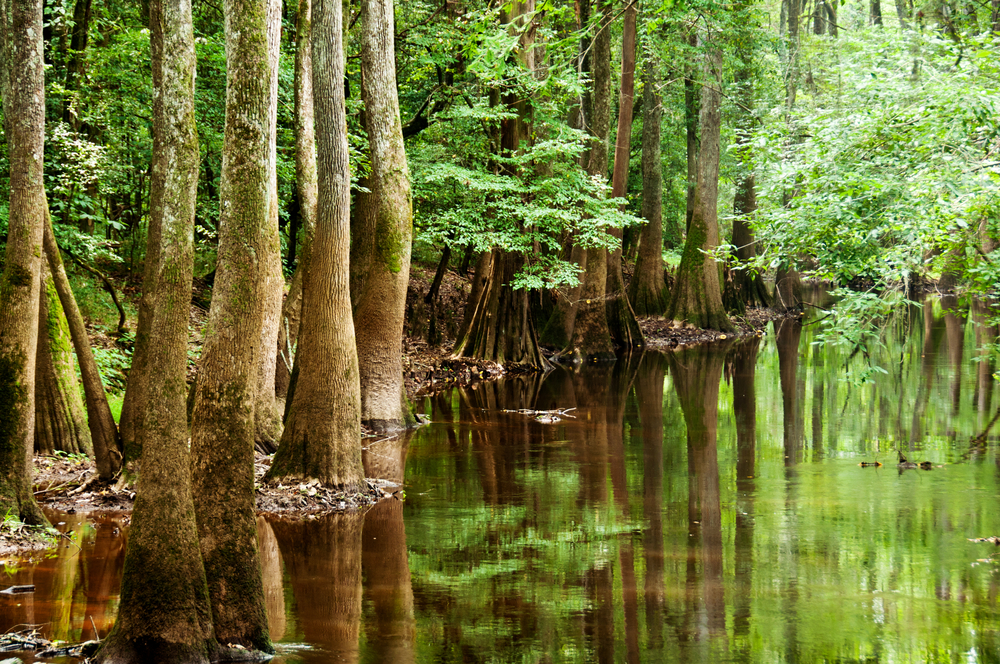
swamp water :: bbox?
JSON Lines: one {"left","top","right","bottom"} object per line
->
{"left": 2, "top": 298, "right": 1000, "bottom": 663}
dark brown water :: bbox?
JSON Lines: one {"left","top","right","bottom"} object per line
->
{"left": 3, "top": 298, "right": 1000, "bottom": 662}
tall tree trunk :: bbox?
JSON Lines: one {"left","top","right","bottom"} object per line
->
{"left": 870, "top": 0, "right": 883, "bottom": 25}
{"left": 94, "top": 0, "right": 219, "bottom": 659}
{"left": 61, "top": 0, "right": 91, "bottom": 128}
{"left": 253, "top": 0, "right": 284, "bottom": 451}
{"left": 895, "top": 0, "right": 911, "bottom": 28}
{"left": 827, "top": 0, "right": 838, "bottom": 36}
{"left": 0, "top": 0, "right": 48, "bottom": 526}
{"left": 188, "top": 0, "right": 273, "bottom": 650}
{"left": 605, "top": 0, "right": 643, "bottom": 348}
{"left": 42, "top": 214, "right": 122, "bottom": 478}
{"left": 629, "top": 52, "right": 667, "bottom": 316}
{"left": 34, "top": 268, "right": 91, "bottom": 456}
{"left": 665, "top": 35, "right": 734, "bottom": 332}
{"left": 684, "top": 33, "right": 698, "bottom": 233}
{"left": 354, "top": 0, "right": 414, "bottom": 431}
{"left": 566, "top": 0, "right": 615, "bottom": 361}
{"left": 814, "top": 0, "right": 826, "bottom": 33}
{"left": 725, "top": 20, "right": 771, "bottom": 313}
{"left": 275, "top": 0, "right": 317, "bottom": 401}
{"left": 267, "top": 0, "right": 365, "bottom": 491}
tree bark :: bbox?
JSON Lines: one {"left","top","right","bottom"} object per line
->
{"left": 0, "top": 0, "right": 48, "bottom": 526}
{"left": 41, "top": 215, "right": 122, "bottom": 477}
{"left": 254, "top": 0, "right": 285, "bottom": 451}
{"left": 665, "top": 35, "right": 734, "bottom": 332}
{"left": 354, "top": 0, "right": 414, "bottom": 431}
{"left": 94, "top": 0, "right": 219, "bottom": 659}
{"left": 61, "top": 0, "right": 91, "bottom": 128}
{"left": 34, "top": 268, "right": 92, "bottom": 456}
{"left": 684, "top": 33, "right": 698, "bottom": 234}
{"left": 870, "top": 0, "right": 883, "bottom": 25}
{"left": 605, "top": 0, "right": 643, "bottom": 348}
{"left": 267, "top": 0, "right": 365, "bottom": 491}
{"left": 566, "top": 0, "right": 615, "bottom": 361}
{"left": 275, "top": 0, "right": 317, "bottom": 402}
{"left": 188, "top": 0, "right": 273, "bottom": 650}
{"left": 629, "top": 52, "right": 667, "bottom": 316}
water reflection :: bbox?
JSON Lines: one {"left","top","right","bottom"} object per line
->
{"left": 4, "top": 301, "right": 1000, "bottom": 663}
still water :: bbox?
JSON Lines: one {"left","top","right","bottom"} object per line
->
{"left": 2, "top": 297, "right": 999, "bottom": 663}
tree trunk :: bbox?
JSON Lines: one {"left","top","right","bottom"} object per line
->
{"left": 871, "top": 0, "right": 883, "bottom": 25}
{"left": 266, "top": 0, "right": 365, "bottom": 491}
{"left": 629, "top": 52, "right": 667, "bottom": 316}
{"left": 94, "top": 0, "right": 219, "bottom": 660}
{"left": 188, "top": 0, "right": 273, "bottom": 650}
{"left": 895, "top": 0, "right": 911, "bottom": 28}
{"left": 566, "top": 0, "right": 615, "bottom": 361}
{"left": 275, "top": 0, "right": 317, "bottom": 402}
{"left": 34, "top": 268, "right": 92, "bottom": 456}
{"left": 665, "top": 36, "right": 734, "bottom": 332}
{"left": 605, "top": 0, "right": 643, "bottom": 348}
{"left": 61, "top": 0, "right": 91, "bottom": 128}
{"left": 254, "top": 0, "right": 285, "bottom": 451}
{"left": 42, "top": 214, "right": 122, "bottom": 478}
{"left": 827, "top": 0, "right": 838, "bottom": 36}
{"left": 684, "top": 33, "right": 698, "bottom": 234}
{"left": 354, "top": 0, "right": 414, "bottom": 431}
{"left": 813, "top": 0, "right": 826, "bottom": 33}
{"left": 725, "top": 23, "right": 771, "bottom": 313}
{"left": 0, "top": 0, "right": 48, "bottom": 526}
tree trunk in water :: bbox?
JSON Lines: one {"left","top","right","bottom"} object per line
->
{"left": 605, "top": 0, "right": 643, "bottom": 348}
{"left": 775, "top": 264, "right": 803, "bottom": 310}
{"left": 629, "top": 53, "right": 667, "bottom": 316}
{"left": 275, "top": 0, "right": 318, "bottom": 401}
{"left": 0, "top": 0, "right": 48, "bottom": 526}
{"left": 94, "top": 0, "right": 220, "bottom": 659}
{"left": 254, "top": 0, "right": 285, "bottom": 452}
{"left": 354, "top": 0, "right": 414, "bottom": 431}
{"left": 34, "top": 268, "right": 91, "bottom": 456}
{"left": 188, "top": 0, "right": 273, "bottom": 650}
{"left": 42, "top": 214, "right": 122, "bottom": 478}
{"left": 566, "top": 0, "right": 615, "bottom": 361}
{"left": 665, "top": 37, "right": 734, "bottom": 333}
{"left": 451, "top": 249, "right": 547, "bottom": 367}
{"left": 725, "top": 27, "right": 771, "bottom": 313}
{"left": 267, "top": 0, "right": 365, "bottom": 491}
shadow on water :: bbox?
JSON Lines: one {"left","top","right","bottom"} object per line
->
{"left": 6, "top": 299, "right": 1000, "bottom": 662}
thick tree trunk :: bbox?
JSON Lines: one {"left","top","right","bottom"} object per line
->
{"left": 775, "top": 264, "right": 803, "bottom": 310}
{"left": 605, "top": 0, "right": 643, "bottom": 348}
{"left": 267, "top": 0, "right": 365, "bottom": 491}
{"left": 0, "top": 0, "right": 48, "bottom": 526}
{"left": 188, "top": 0, "right": 273, "bottom": 650}
{"left": 94, "top": 0, "right": 219, "bottom": 660}
{"left": 34, "top": 268, "right": 91, "bottom": 456}
{"left": 275, "top": 0, "right": 317, "bottom": 401}
{"left": 629, "top": 53, "right": 667, "bottom": 316}
{"left": 566, "top": 0, "right": 615, "bottom": 361}
{"left": 354, "top": 0, "right": 414, "bottom": 431}
{"left": 666, "top": 38, "right": 734, "bottom": 332}
{"left": 254, "top": 0, "right": 285, "bottom": 451}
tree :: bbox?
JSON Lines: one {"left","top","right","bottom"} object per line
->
{"left": 353, "top": 0, "right": 415, "bottom": 431}
{"left": 94, "top": 0, "right": 218, "bottom": 659}
{"left": 0, "top": 0, "right": 49, "bottom": 526}
{"left": 605, "top": 0, "right": 643, "bottom": 347}
{"left": 33, "top": 267, "right": 91, "bottom": 455}
{"left": 188, "top": 0, "right": 273, "bottom": 648}
{"left": 267, "top": 0, "right": 365, "bottom": 491}
{"left": 628, "top": 49, "right": 667, "bottom": 316}
{"left": 665, "top": 28, "right": 734, "bottom": 332}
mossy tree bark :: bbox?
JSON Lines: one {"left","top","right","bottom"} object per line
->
{"left": 254, "top": 0, "right": 285, "bottom": 452}
{"left": 565, "top": 0, "right": 616, "bottom": 361}
{"left": 275, "top": 0, "right": 317, "bottom": 401}
{"left": 266, "top": 0, "right": 365, "bottom": 491}
{"left": 0, "top": 0, "right": 49, "bottom": 526}
{"left": 187, "top": 0, "right": 273, "bottom": 651}
{"left": 628, "top": 50, "right": 667, "bottom": 316}
{"left": 34, "top": 268, "right": 92, "bottom": 456}
{"left": 42, "top": 215, "right": 122, "bottom": 478}
{"left": 605, "top": 0, "right": 643, "bottom": 348}
{"left": 665, "top": 34, "right": 735, "bottom": 333}
{"left": 353, "top": 0, "right": 414, "bottom": 431}
{"left": 94, "top": 0, "right": 219, "bottom": 660}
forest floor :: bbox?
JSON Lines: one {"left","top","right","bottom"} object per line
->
{"left": 2, "top": 263, "right": 798, "bottom": 557}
